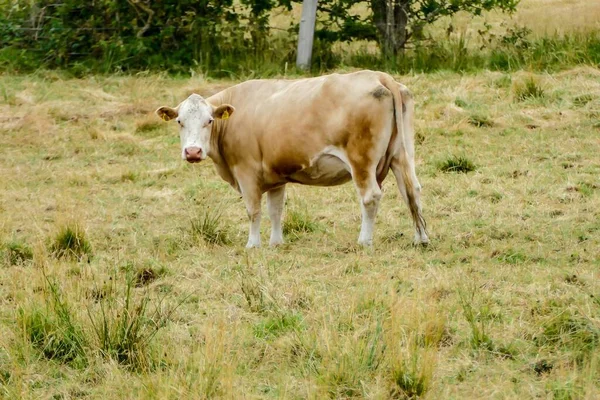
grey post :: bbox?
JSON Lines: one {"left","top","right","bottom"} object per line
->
{"left": 296, "top": 0, "right": 318, "bottom": 70}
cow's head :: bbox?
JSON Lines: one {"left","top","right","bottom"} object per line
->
{"left": 156, "top": 94, "right": 234, "bottom": 163}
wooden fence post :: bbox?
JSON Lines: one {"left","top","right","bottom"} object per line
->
{"left": 296, "top": 0, "right": 318, "bottom": 70}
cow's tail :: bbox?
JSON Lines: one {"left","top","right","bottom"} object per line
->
{"left": 379, "top": 74, "right": 427, "bottom": 238}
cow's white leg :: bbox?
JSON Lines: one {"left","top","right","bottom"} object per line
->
{"left": 267, "top": 186, "right": 285, "bottom": 246}
{"left": 240, "top": 185, "right": 262, "bottom": 248}
{"left": 391, "top": 157, "right": 429, "bottom": 245}
{"left": 353, "top": 175, "right": 382, "bottom": 247}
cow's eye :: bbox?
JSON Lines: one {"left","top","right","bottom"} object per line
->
{"left": 208, "top": 118, "right": 214, "bottom": 125}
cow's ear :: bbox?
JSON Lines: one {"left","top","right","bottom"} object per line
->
{"left": 156, "top": 106, "right": 178, "bottom": 122}
{"left": 213, "top": 104, "right": 235, "bottom": 120}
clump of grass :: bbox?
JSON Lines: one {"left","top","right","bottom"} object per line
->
{"left": 513, "top": 76, "right": 545, "bottom": 101}
{"left": 468, "top": 113, "right": 494, "bottom": 128}
{"left": 493, "top": 249, "right": 529, "bottom": 264}
{"left": 134, "top": 116, "right": 162, "bottom": 137}
{"left": 534, "top": 310, "right": 599, "bottom": 363}
{"left": 491, "top": 75, "right": 512, "bottom": 89}
{"left": 573, "top": 94, "right": 594, "bottom": 107}
{"left": 120, "top": 171, "right": 139, "bottom": 182}
{"left": 454, "top": 97, "right": 469, "bottom": 108}
{"left": 88, "top": 274, "right": 181, "bottom": 371}
{"left": 458, "top": 289, "right": 494, "bottom": 351}
{"left": 19, "top": 279, "right": 88, "bottom": 367}
{"left": 390, "top": 342, "right": 435, "bottom": 399}
{"left": 283, "top": 207, "right": 321, "bottom": 239}
{"left": 238, "top": 263, "right": 271, "bottom": 314}
{"left": 437, "top": 155, "right": 476, "bottom": 173}
{"left": 134, "top": 266, "right": 161, "bottom": 287}
{"left": 21, "top": 271, "right": 181, "bottom": 372}
{"left": 253, "top": 312, "right": 304, "bottom": 340}
{"left": 50, "top": 224, "right": 92, "bottom": 261}
{"left": 2, "top": 240, "right": 33, "bottom": 266}
{"left": 190, "top": 208, "right": 230, "bottom": 246}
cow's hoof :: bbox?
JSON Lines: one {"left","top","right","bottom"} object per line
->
{"left": 413, "top": 238, "right": 430, "bottom": 247}
{"left": 245, "top": 242, "right": 261, "bottom": 249}
{"left": 269, "top": 239, "right": 284, "bottom": 247}
{"left": 414, "top": 232, "right": 430, "bottom": 247}
{"left": 357, "top": 239, "right": 373, "bottom": 247}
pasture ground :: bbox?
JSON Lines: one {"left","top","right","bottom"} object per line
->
{"left": 1, "top": 67, "right": 599, "bottom": 399}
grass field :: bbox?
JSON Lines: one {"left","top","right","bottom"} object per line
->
{"left": 1, "top": 66, "right": 600, "bottom": 398}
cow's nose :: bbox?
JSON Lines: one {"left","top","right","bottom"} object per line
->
{"left": 185, "top": 147, "right": 203, "bottom": 163}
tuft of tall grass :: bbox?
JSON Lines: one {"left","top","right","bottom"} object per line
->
{"left": 283, "top": 207, "right": 321, "bottom": 240}
{"left": 50, "top": 224, "right": 92, "bottom": 261}
{"left": 2, "top": 240, "right": 33, "bottom": 266}
{"left": 437, "top": 155, "right": 477, "bottom": 173}
{"left": 458, "top": 289, "right": 494, "bottom": 351}
{"left": 390, "top": 347, "right": 435, "bottom": 399}
{"left": 19, "top": 272, "right": 183, "bottom": 371}
{"left": 19, "top": 278, "right": 88, "bottom": 367}
{"left": 87, "top": 273, "right": 181, "bottom": 371}
{"left": 190, "top": 208, "right": 230, "bottom": 246}
{"left": 468, "top": 113, "right": 495, "bottom": 128}
{"left": 134, "top": 116, "right": 163, "bottom": 137}
{"left": 535, "top": 309, "right": 599, "bottom": 364}
{"left": 253, "top": 312, "right": 304, "bottom": 340}
{"left": 383, "top": 300, "right": 446, "bottom": 398}
{"left": 513, "top": 76, "right": 546, "bottom": 101}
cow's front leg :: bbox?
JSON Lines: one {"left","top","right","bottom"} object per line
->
{"left": 354, "top": 174, "right": 382, "bottom": 247}
{"left": 267, "top": 185, "right": 286, "bottom": 246}
{"left": 240, "top": 185, "right": 262, "bottom": 248}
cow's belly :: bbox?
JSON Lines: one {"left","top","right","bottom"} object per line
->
{"left": 288, "top": 153, "right": 352, "bottom": 186}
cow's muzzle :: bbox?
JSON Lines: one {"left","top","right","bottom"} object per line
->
{"left": 185, "top": 147, "right": 203, "bottom": 163}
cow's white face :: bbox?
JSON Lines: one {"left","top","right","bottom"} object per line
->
{"left": 156, "top": 94, "right": 234, "bottom": 163}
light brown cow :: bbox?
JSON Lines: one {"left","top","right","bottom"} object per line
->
{"left": 157, "top": 70, "right": 428, "bottom": 247}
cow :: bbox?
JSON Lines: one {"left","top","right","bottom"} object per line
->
{"left": 156, "top": 70, "right": 428, "bottom": 248}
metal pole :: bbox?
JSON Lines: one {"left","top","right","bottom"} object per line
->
{"left": 296, "top": 0, "right": 318, "bottom": 70}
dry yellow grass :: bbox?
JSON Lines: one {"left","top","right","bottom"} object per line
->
{"left": 1, "top": 67, "right": 599, "bottom": 398}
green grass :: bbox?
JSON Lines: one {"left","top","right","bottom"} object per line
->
{"left": 437, "top": 155, "right": 477, "bottom": 173}
{"left": 190, "top": 208, "right": 231, "bottom": 246}
{"left": 50, "top": 224, "right": 92, "bottom": 261}
{"left": 19, "top": 279, "right": 88, "bottom": 367}
{"left": 2, "top": 239, "right": 33, "bottom": 266}
{"left": 253, "top": 312, "right": 304, "bottom": 339}
{"left": 0, "top": 68, "right": 599, "bottom": 398}
{"left": 282, "top": 206, "right": 321, "bottom": 240}
{"left": 513, "top": 76, "right": 546, "bottom": 101}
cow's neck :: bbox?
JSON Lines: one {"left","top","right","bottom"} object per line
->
{"left": 207, "top": 90, "right": 238, "bottom": 190}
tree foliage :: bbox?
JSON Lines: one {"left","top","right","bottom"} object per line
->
{"left": 0, "top": 0, "right": 278, "bottom": 73}
{"left": 292, "top": 0, "right": 521, "bottom": 55}
{"left": 1, "top": 0, "right": 523, "bottom": 73}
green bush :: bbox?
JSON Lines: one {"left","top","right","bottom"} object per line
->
{"left": 0, "top": 1, "right": 599, "bottom": 75}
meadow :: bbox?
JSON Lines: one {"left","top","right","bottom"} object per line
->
{"left": 1, "top": 64, "right": 599, "bottom": 398}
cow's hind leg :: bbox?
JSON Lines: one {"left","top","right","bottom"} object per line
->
{"left": 351, "top": 168, "right": 382, "bottom": 246}
{"left": 391, "top": 156, "right": 429, "bottom": 245}
{"left": 267, "top": 185, "right": 285, "bottom": 246}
